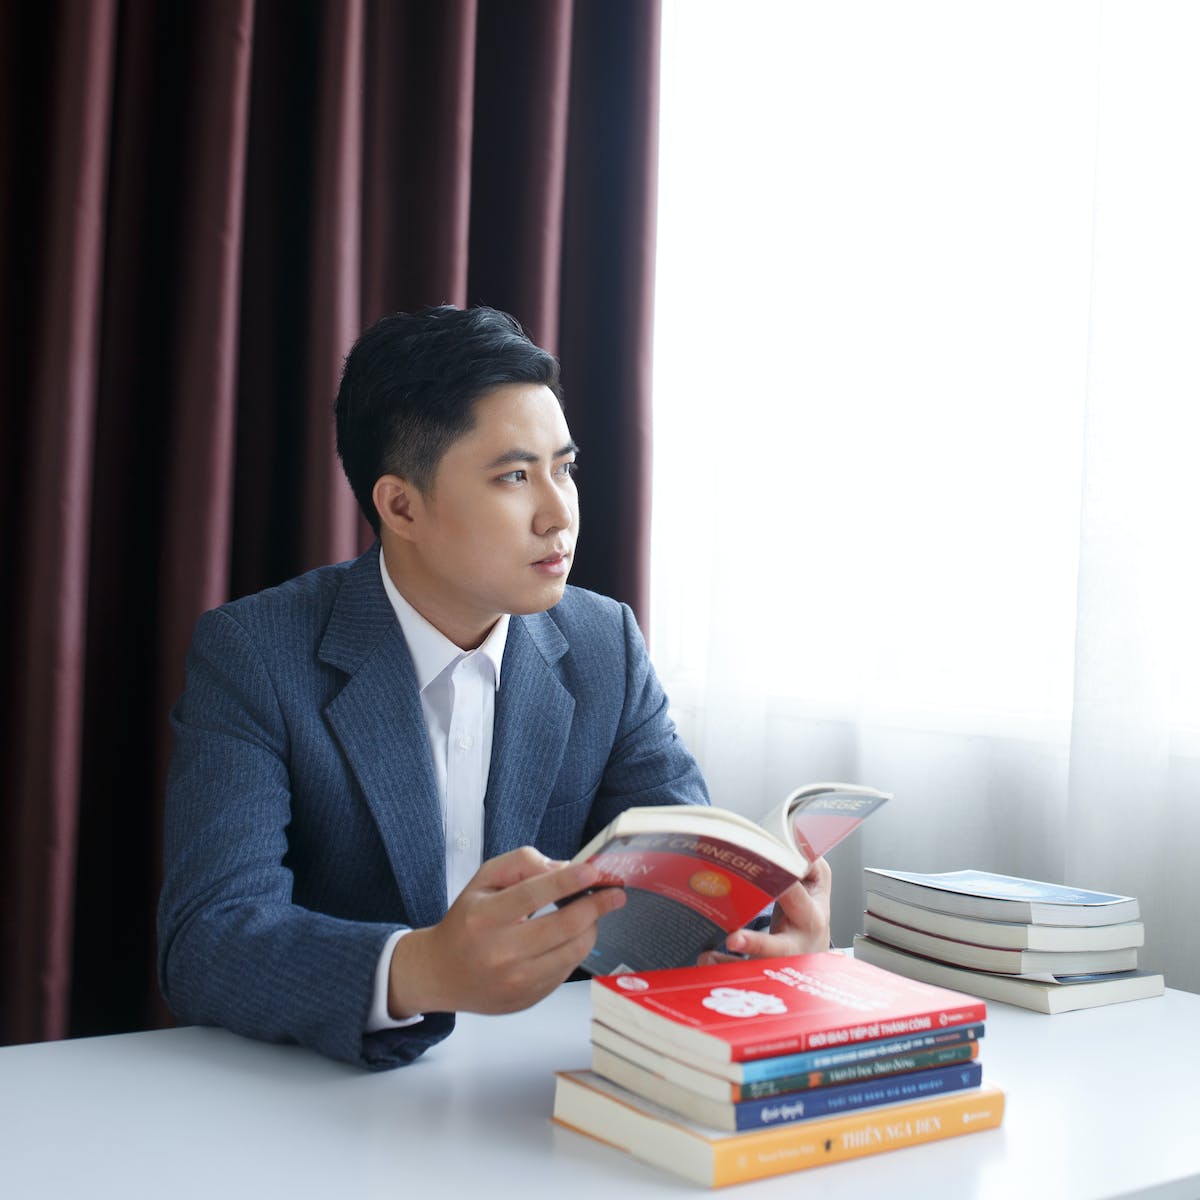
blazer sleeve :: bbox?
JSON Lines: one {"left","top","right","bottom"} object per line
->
{"left": 580, "top": 601, "right": 711, "bottom": 839}
{"left": 156, "top": 608, "right": 452, "bottom": 1070}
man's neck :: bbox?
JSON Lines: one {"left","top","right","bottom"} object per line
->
{"left": 378, "top": 539, "right": 497, "bottom": 651}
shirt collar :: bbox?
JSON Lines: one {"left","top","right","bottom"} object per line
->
{"left": 378, "top": 546, "right": 508, "bottom": 691}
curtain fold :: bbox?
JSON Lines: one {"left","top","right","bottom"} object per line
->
{"left": 301, "top": 0, "right": 365, "bottom": 568}
{"left": 557, "top": 0, "right": 660, "bottom": 617}
{"left": 0, "top": 0, "right": 662, "bottom": 1047}
{"left": 159, "top": 0, "right": 255, "bottom": 689}
{"left": 3, "top": 0, "right": 118, "bottom": 1047}
{"left": 362, "top": 0, "right": 477, "bottom": 317}
{"left": 467, "top": 0, "right": 574, "bottom": 346}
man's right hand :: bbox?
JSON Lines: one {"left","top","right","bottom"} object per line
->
{"left": 385, "top": 847, "right": 625, "bottom": 1019}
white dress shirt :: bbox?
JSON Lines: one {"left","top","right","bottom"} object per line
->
{"left": 365, "top": 549, "right": 509, "bottom": 1032}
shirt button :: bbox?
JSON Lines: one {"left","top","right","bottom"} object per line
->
{"left": 455, "top": 834, "right": 471, "bottom": 851}
{"left": 456, "top": 733, "right": 474, "bottom": 751}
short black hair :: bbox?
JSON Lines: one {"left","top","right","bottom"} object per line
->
{"left": 335, "top": 304, "right": 563, "bottom": 534}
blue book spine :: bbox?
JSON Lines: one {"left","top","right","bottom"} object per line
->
{"left": 733, "top": 1062, "right": 984, "bottom": 1130}
{"left": 738, "top": 1023, "right": 985, "bottom": 1082}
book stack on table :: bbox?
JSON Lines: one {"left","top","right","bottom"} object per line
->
{"left": 553, "top": 952, "right": 1005, "bottom": 1187}
{"left": 853, "top": 868, "right": 1166, "bottom": 1013}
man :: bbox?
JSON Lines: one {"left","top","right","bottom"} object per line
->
{"left": 157, "top": 305, "right": 831, "bottom": 1070}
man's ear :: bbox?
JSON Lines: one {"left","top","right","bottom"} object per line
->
{"left": 373, "top": 474, "right": 421, "bottom": 540}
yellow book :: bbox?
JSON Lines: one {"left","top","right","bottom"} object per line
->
{"left": 553, "top": 1069, "right": 1005, "bottom": 1187}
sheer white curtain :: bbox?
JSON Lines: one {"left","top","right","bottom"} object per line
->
{"left": 651, "top": 0, "right": 1200, "bottom": 991}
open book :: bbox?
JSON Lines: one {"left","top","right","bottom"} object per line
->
{"left": 572, "top": 782, "right": 890, "bottom": 975}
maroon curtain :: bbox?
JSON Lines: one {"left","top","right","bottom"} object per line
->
{"left": 0, "top": 0, "right": 661, "bottom": 1047}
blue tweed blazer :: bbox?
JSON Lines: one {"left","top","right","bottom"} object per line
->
{"left": 157, "top": 544, "right": 708, "bottom": 1069}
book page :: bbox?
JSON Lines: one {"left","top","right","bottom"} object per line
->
{"left": 761, "top": 784, "right": 891, "bottom": 860}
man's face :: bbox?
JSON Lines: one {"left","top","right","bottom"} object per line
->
{"left": 396, "top": 382, "right": 579, "bottom": 648}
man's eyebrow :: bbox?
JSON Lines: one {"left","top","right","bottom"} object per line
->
{"left": 485, "top": 441, "right": 579, "bottom": 469}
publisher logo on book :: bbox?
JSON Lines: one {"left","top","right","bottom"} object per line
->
{"left": 689, "top": 870, "right": 732, "bottom": 897}
{"left": 701, "top": 987, "right": 787, "bottom": 1018}
{"left": 614, "top": 975, "right": 650, "bottom": 992}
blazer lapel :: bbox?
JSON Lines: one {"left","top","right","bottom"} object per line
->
{"left": 484, "top": 611, "right": 576, "bottom": 858}
{"left": 319, "top": 547, "right": 448, "bottom": 930}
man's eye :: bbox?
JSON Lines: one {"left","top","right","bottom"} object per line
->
{"left": 557, "top": 460, "right": 578, "bottom": 477}
{"left": 497, "top": 470, "right": 527, "bottom": 483}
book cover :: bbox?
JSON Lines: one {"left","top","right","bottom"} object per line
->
{"left": 734, "top": 1042, "right": 979, "bottom": 1101}
{"left": 862, "top": 912, "right": 1140, "bottom": 978}
{"left": 575, "top": 820, "right": 802, "bottom": 977}
{"left": 863, "top": 868, "right": 1140, "bottom": 927}
{"left": 865, "top": 890, "right": 1146, "bottom": 952}
{"left": 852, "top": 936, "right": 1166, "bottom": 1014}
{"left": 553, "top": 1069, "right": 1006, "bottom": 1187}
{"left": 573, "top": 782, "right": 889, "bottom": 975}
{"left": 592, "top": 1045, "right": 984, "bottom": 1131}
{"left": 591, "top": 1021, "right": 979, "bottom": 1101}
{"left": 592, "top": 1017, "right": 985, "bottom": 1090}
{"left": 590, "top": 950, "right": 986, "bottom": 1065}
{"left": 759, "top": 782, "right": 892, "bottom": 861}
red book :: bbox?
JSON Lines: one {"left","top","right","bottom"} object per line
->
{"left": 570, "top": 783, "right": 890, "bottom": 975}
{"left": 590, "top": 951, "right": 986, "bottom": 1065}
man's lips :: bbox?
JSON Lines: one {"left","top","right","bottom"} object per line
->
{"left": 532, "top": 549, "right": 571, "bottom": 574}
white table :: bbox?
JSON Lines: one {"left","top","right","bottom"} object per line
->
{"left": 1, "top": 980, "right": 1198, "bottom": 1198}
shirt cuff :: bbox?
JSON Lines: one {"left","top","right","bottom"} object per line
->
{"left": 365, "top": 929, "right": 425, "bottom": 1032}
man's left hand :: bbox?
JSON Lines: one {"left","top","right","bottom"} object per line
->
{"left": 697, "top": 857, "right": 832, "bottom": 964}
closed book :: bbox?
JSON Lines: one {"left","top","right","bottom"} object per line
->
{"left": 591, "top": 1019, "right": 980, "bottom": 1101}
{"left": 590, "top": 951, "right": 985, "bottom": 1066}
{"left": 863, "top": 868, "right": 1140, "bottom": 927}
{"left": 591, "top": 1044, "right": 984, "bottom": 1131}
{"left": 862, "top": 912, "right": 1140, "bottom": 977}
{"left": 852, "top": 936, "right": 1166, "bottom": 1014}
{"left": 866, "top": 890, "right": 1145, "bottom": 951}
{"left": 553, "top": 1069, "right": 1006, "bottom": 1187}
{"left": 594, "top": 1018, "right": 986, "bottom": 1086}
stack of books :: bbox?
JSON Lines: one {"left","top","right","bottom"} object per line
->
{"left": 853, "top": 868, "right": 1166, "bottom": 1013}
{"left": 552, "top": 952, "right": 1005, "bottom": 1187}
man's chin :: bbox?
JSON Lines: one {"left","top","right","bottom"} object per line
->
{"left": 510, "top": 578, "right": 570, "bottom": 616}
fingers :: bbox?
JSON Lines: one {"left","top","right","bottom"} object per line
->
{"left": 472, "top": 845, "right": 566, "bottom": 891}
{"left": 696, "top": 949, "right": 747, "bottom": 967}
{"left": 726, "top": 922, "right": 824, "bottom": 958}
{"left": 527, "top": 876, "right": 626, "bottom": 952}
{"left": 466, "top": 878, "right": 624, "bottom": 1011}
{"left": 772, "top": 871, "right": 831, "bottom": 942}
{"left": 799, "top": 856, "right": 833, "bottom": 899}
{"left": 510, "top": 880, "right": 625, "bottom": 978}
{"left": 388, "top": 849, "right": 627, "bottom": 1017}
{"left": 772, "top": 860, "right": 831, "bottom": 928}
{"left": 475, "top": 848, "right": 614, "bottom": 923}
{"left": 719, "top": 859, "right": 833, "bottom": 959}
